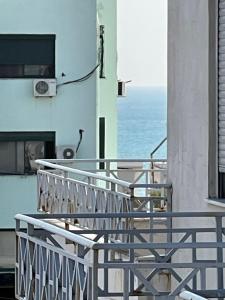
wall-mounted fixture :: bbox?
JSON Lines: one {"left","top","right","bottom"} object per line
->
{"left": 57, "top": 145, "right": 76, "bottom": 159}
{"left": 117, "top": 80, "right": 132, "bottom": 97}
{"left": 33, "top": 79, "right": 57, "bottom": 97}
{"left": 56, "top": 129, "right": 84, "bottom": 159}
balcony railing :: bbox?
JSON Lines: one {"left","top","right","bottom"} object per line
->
{"left": 36, "top": 159, "right": 171, "bottom": 231}
{"left": 16, "top": 212, "right": 225, "bottom": 300}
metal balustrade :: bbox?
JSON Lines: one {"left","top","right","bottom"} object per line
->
{"left": 36, "top": 159, "right": 171, "bottom": 221}
{"left": 179, "top": 291, "right": 208, "bottom": 300}
{"left": 38, "top": 158, "right": 167, "bottom": 185}
{"left": 15, "top": 212, "right": 225, "bottom": 300}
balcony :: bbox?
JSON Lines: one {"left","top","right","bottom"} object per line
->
{"left": 16, "top": 212, "right": 225, "bottom": 299}
{"left": 15, "top": 159, "right": 225, "bottom": 299}
{"left": 36, "top": 158, "right": 170, "bottom": 215}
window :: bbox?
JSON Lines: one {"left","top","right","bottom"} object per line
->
{"left": 0, "top": 35, "right": 55, "bottom": 78}
{"left": 0, "top": 132, "right": 55, "bottom": 175}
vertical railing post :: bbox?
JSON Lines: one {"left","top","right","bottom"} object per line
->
{"left": 129, "top": 186, "right": 135, "bottom": 292}
{"left": 192, "top": 232, "right": 197, "bottom": 290}
{"left": 111, "top": 182, "right": 116, "bottom": 193}
{"left": 200, "top": 268, "right": 206, "bottom": 291}
{"left": 77, "top": 244, "right": 85, "bottom": 299}
{"left": 37, "top": 169, "right": 41, "bottom": 210}
{"left": 130, "top": 186, "right": 134, "bottom": 213}
{"left": 123, "top": 268, "right": 129, "bottom": 300}
{"left": 167, "top": 187, "right": 172, "bottom": 247}
{"left": 216, "top": 216, "right": 224, "bottom": 298}
{"left": 103, "top": 234, "right": 109, "bottom": 295}
{"left": 129, "top": 232, "right": 135, "bottom": 294}
{"left": 151, "top": 156, "right": 155, "bottom": 184}
{"left": 92, "top": 250, "right": 99, "bottom": 300}
{"left": 15, "top": 219, "right": 20, "bottom": 298}
{"left": 88, "top": 176, "right": 91, "bottom": 185}
{"left": 145, "top": 169, "right": 149, "bottom": 198}
{"left": 26, "top": 223, "right": 35, "bottom": 299}
{"left": 106, "top": 161, "right": 110, "bottom": 189}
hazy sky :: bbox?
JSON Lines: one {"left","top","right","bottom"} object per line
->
{"left": 117, "top": 0, "right": 167, "bottom": 87}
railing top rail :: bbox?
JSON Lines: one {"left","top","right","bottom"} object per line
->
{"left": 39, "top": 158, "right": 167, "bottom": 164}
{"left": 150, "top": 137, "right": 167, "bottom": 158}
{"left": 179, "top": 291, "right": 208, "bottom": 300}
{"left": 129, "top": 183, "right": 171, "bottom": 189}
{"left": 35, "top": 159, "right": 131, "bottom": 188}
{"left": 15, "top": 214, "right": 96, "bottom": 249}
{"left": 26, "top": 211, "right": 225, "bottom": 219}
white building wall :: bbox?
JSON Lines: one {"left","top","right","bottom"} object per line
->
{"left": 168, "top": 0, "right": 221, "bottom": 213}
{"left": 168, "top": 0, "right": 225, "bottom": 292}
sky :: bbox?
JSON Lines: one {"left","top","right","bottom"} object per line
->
{"left": 117, "top": 0, "right": 167, "bottom": 87}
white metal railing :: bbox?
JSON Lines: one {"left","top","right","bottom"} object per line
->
{"left": 15, "top": 214, "right": 95, "bottom": 248}
{"left": 35, "top": 159, "right": 171, "bottom": 231}
{"left": 40, "top": 158, "right": 167, "bottom": 186}
{"left": 15, "top": 214, "right": 96, "bottom": 300}
{"left": 15, "top": 212, "right": 225, "bottom": 300}
{"left": 36, "top": 160, "right": 133, "bottom": 230}
{"left": 179, "top": 291, "right": 208, "bottom": 300}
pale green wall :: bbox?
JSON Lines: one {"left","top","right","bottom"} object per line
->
{"left": 0, "top": 0, "right": 100, "bottom": 228}
{"left": 97, "top": 0, "right": 117, "bottom": 158}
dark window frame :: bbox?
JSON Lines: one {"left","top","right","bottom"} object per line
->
{"left": 0, "top": 132, "right": 55, "bottom": 175}
{"left": 0, "top": 34, "right": 55, "bottom": 79}
{"left": 208, "top": 0, "right": 219, "bottom": 198}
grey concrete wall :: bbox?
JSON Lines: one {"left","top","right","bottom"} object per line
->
{"left": 168, "top": 0, "right": 220, "bottom": 212}
{"left": 168, "top": 1, "right": 225, "bottom": 291}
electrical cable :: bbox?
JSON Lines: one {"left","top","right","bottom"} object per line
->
{"left": 57, "top": 25, "right": 105, "bottom": 89}
{"left": 76, "top": 129, "right": 84, "bottom": 154}
{"left": 57, "top": 64, "right": 100, "bottom": 89}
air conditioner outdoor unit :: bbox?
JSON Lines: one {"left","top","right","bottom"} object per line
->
{"left": 33, "top": 79, "right": 57, "bottom": 97}
{"left": 57, "top": 145, "right": 76, "bottom": 159}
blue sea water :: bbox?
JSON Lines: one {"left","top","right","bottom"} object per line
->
{"left": 117, "top": 86, "right": 167, "bottom": 158}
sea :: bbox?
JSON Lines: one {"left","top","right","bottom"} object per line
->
{"left": 117, "top": 86, "right": 167, "bottom": 159}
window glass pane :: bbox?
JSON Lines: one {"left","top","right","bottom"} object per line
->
{"left": 16, "top": 141, "right": 25, "bottom": 174}
{"left": 24, "top": 141, "right": 45, "bottom": 173}
{"left": 0, "top": 65, "right": 23, "bottom": 77}
{"left": 0, "top": 142, "right": 17, "bottom": 174}
{"left": 0, "top": 35, "right": 55, "bottom": 78}
{"left": 24, "top": 65, "right": 54, "bottom": 77}
{"left": 0, "top": 132, "right": 55, "bottom": 175}
{"left": 0, "top": 64, "right": 54, "bottom": 78}
{"left": 0, "top": 35, "right": 55, "bottom": 65}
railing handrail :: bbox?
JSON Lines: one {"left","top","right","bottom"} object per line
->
{"left": 179, "top": 291, "right": 208, "bottom": 300}
{"left": 150, "top": 137, "right": 167, "bottom": 158}
{"left": 15, "top": 214, "right": 96, "bottom": 249}
{"left": 26, "top": 211, "right": 225, "bottom": 219}
{"left": 35, "top": 159, "right": 131, "bottom": 189}
{"left": 16, "top": 212, "right": 224, "bottom": 299}
{"left": 38, "top": 158, "right": 167, "bottom": 164}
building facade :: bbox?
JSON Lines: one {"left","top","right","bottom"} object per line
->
{"left": 168, "top": 0, "right": 225, "bottom": 292}
{"left": 168, "top": 0, "right": 223, "bottom": 212}
{"left": 0, "top": 0, "right": 117, "bottom": 271}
